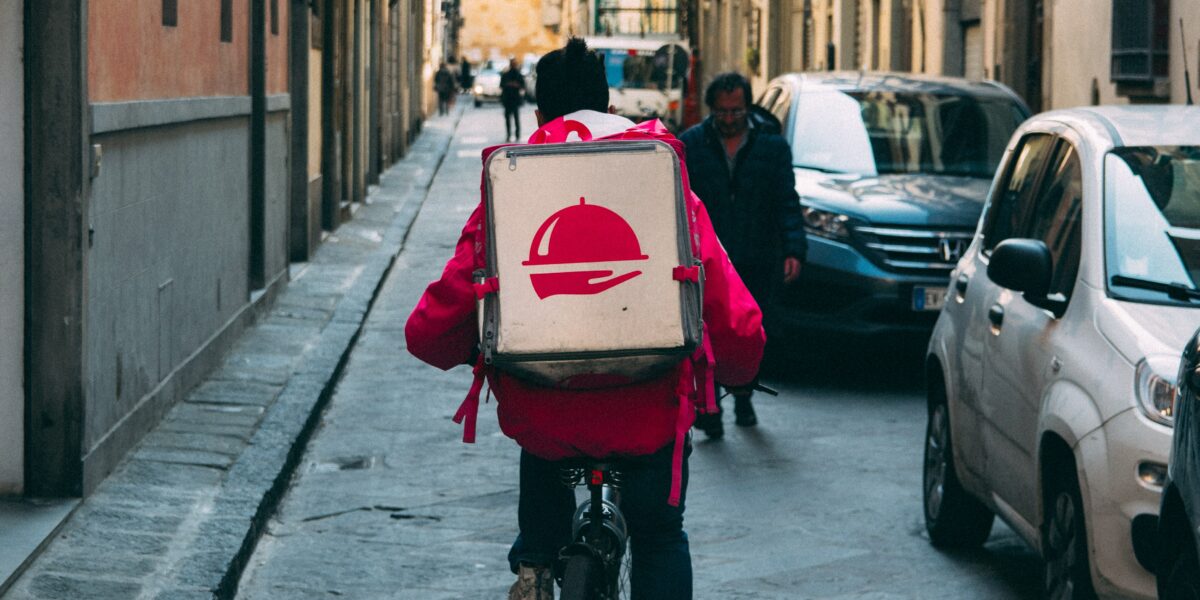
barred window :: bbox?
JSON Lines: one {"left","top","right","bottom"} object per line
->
{"left": 163, "top": 0, "right": 177, "bottom": 26}
{"left": 1111, "top": 0, "right": 1170, "bottom": 83}
{"left": 221, "top": 0, "right": 233, "bottom": 42}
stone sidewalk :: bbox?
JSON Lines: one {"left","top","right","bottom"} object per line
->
{"left": 1, "top": 108, "right": 462, "bottom": 600}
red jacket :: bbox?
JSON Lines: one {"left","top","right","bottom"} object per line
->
{"left": 405, "top": 112, "right": 764, "bottom": 500}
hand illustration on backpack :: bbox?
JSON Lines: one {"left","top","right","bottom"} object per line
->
{"left": 522, "top": 197, "right": 648, "bottom": 299}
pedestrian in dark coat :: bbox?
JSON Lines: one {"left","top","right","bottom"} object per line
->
{"left": 678, "top": 71, "right": 806, "bottom": 438}
{"left": 500, "top": 58, "right": 526, "bottom": 141}
{"left": 434, "top": 62, "right": 456, "bottom": 116}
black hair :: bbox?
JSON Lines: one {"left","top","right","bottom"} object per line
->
{"left": 535, "top": 37, "right": 610, "bottom": 122}
{"left": 704, "top": 72, "right": 752, "bottom": 109}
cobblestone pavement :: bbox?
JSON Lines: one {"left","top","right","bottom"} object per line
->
{"left": 2, "top": 106, "right": 464, "bottom": 600}
{"left": 235, "top": 103, "right": 1044, "bottom": 600}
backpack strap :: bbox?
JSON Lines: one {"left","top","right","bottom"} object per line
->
{"left": 453, "top": 354, "right": 488, "bottom": 443}
{"left": 672, "top": 265, "right": 700, "bottom": 282}
{"left": 668, "top": 360, "right": 697, "bottom": 507}
{"left": 693, "top": 333, "right": 717, "bottom": 415}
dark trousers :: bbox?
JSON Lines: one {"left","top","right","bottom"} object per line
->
{"left": 503, "top": 102, "right": 521, "bottom": 140}
{"left": 507, "top": 444, "right": 693, "bottom": 599}
{"left": 437, "top": 92, "right": 451, "bottom": 115}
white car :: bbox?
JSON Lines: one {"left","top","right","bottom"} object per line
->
{"left": 923, "top": 105, "right": 1200, "bottom": 599}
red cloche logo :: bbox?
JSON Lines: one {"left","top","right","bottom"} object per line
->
{"left": 522, "top": 197, "right": 648, "bottom": 299}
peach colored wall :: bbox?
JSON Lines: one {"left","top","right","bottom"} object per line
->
{"left": 268, "top": 0, "right": 289, "bottom": 94}
{"left": 89, "top": 0, "right": 252, "bottom": 101}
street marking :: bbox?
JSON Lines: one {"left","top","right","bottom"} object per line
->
{"left": 461, "top": 136, "right": 488, "bottom": 144}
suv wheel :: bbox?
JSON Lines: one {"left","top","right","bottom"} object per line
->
{"left": 923, "top": 395, "right": 994, "bottom": 548}
{"left": 1043, "top": 462, "right": 1097, "bottom": 600}
{"left": 1163, "top": 539, "right": 1200, "bottom": 599}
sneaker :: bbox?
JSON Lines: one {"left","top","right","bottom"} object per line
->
{"left": 733, "top": 394, "right": 757, "bottom": 427}
{"left": 508, "top": 563, "right": 554, "bottom": 600}
{"left": 695, "top": 411, "right": 724, "bottom": 439}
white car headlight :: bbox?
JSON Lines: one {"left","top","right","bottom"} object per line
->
{"left": 473, "top": 85, "right": 483, "bottom": 94}
{"left": 801, "top": 206, "right": 850, "bottom": 240}
{"left": 1135, "top": 355, "right": 1178, "bottom": 426}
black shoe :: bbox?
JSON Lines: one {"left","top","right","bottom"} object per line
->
{"left": 734, "top": 394, "right": 757, "bottom": 427}
{"left": 695, "top": 412, "right": 724, "bottom": 439}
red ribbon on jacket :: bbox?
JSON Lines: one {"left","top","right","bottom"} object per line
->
{"left": 672, "top": 265, "right": 700, "bottom": 282}
{"left": 453, "top": 355, "right": 487, "bottom": 443}
{"left": 669, "top": 360, "right": 698, "bottom": 506}
{"left": 473, "top": 277, "right": 499, "bottom": 299}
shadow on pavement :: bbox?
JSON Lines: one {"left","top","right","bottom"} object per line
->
{"left": 761, "top": 330, "right": 929, "bottom": 393}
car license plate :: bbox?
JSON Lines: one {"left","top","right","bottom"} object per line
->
{"left": 912, "top": 287, "right": 947, "bottom": 311}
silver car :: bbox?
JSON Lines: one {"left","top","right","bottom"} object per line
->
{"left": 924, "top": 106, "right": 1200, "bottom": 599}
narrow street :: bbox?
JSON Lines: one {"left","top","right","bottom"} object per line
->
{"left": 233, "top": 102, "right": 1042, "bottom": 599}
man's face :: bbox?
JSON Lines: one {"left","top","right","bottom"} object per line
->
{"left": 712, "top": 88, "right": 749, "bottom": 139}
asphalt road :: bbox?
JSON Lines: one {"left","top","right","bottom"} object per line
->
{"left": 234, "top": 101, "right": 1043, "bottom": 599}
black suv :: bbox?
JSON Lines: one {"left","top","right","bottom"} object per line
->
{"left": 1159, "top": 328, "right": 1200, "bottom": 598}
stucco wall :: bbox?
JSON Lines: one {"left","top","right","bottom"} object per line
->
{"left": 0, "top": 0, "right": 23, "bottom": 495}
{"left": 89, "top": 0, "right": 251, "bottom": 101}
{"left": 84, "top": 117, "right": 252, "bottom": 452}
{"left": 460, "top": 0, "right": 559, "bottom": 61}
{"left": 266, "top": 111, "right": 290, "bottom": 280}
{"left": 269, "top": 0, "right": 290, "bottom": 95}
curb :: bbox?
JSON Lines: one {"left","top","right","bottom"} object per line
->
{"left": 212, "top": 114, "right": 460, "bottom": 599}
{"left": 0, "top": 106, "right": 463, "bottom": 600}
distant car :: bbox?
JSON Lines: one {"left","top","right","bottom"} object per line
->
{"left": 586, "top": 36, "right": 689, "bottom": 130}
{"left": 472, "top": 60, "right": 506, "bottom": 107}
{"left": 1160, "top": 327, "right": 1200, "bottom": 598}
{"left": 924, "top": 106, "right": 1200, "bottom": 599}
{"left": 755, "top": 72, "right": 1028, "bottom": 342}
{"left": 521, "top": 53, "right": 538, "bottom": 102}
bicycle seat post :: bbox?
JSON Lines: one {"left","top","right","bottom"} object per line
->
{"left": 587, "top": 467, "right": 607, "bottom": 544}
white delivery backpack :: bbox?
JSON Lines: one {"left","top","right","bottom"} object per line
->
{"left": 477, "top": 140, "right": 703, "bottom": 389}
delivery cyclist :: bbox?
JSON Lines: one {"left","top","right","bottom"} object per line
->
{"left": 405, "top": 38, "right": 765, "bottom": 600}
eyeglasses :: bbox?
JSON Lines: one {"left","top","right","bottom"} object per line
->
{"left": 712, "top": 108, "right": 747, "bottom": 118}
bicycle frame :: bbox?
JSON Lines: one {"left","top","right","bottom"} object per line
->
{"left": 556, "top": 462, "right": 629, "bottom": 599}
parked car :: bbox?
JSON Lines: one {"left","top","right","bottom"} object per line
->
{"left": 755, "top": 72, "right": 1029, "bottom": 341}
{"left": 472, "top": 59, "right": 506, "bottom": 107}
{"left": 521, "top": 53, "right": 538, "bottom": 102}
{"left": 1160, "top": 327, "right": 1200, "bottom": 598}
{"left": 923, "top": 106, "right": 1200, "bottom": 599}
{"left": 587, "top": 36, "right": 689, "bottom": 130}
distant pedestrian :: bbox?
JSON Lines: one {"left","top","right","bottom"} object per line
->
{"left": 459, "top": 57, "right": 473, "bottom": 90}
{"left": 679, "top": 72, "right": 807, "bottom": 439}
{"left": 434, "top": 62, "right": 456, "bottom": 116}
{"left": 500, "top": 58, "right": 526, "bottom": 142}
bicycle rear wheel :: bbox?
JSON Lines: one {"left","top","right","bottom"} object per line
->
{"left": 560, "top": 554, "right": 604, "bottom": 600}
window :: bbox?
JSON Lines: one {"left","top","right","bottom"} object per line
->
{"left": 221, "top": 0, "right": 233, "bottom": 42}
{"left": 1111, "top": 0, "right": 1170, "bottom": 84}
{"left": 756, "top": 87, "right": 781, "bottom": 111}
{"left": 1026, "top": 142, "right": 1083, "bottom": 297}
{"left": 271, "top": 0, "right": 279, "bottom": 35}
{"left": 311, "top": 0, "right": 322, "bottom": 49}
{"left": 163, "top": 0, "right": 178, "bottom": 26}
{"left": 982, "top": 133, "right": 1056, "bottom": 252}
{"left": 768, "top": 86, "right": 792, "bottom": 131}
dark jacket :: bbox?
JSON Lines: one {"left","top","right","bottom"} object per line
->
{"left": 679, "top": 108, "right": 806, "bottom": 269}
{"left": 500, "top": 68, "right": 525, "bottom": 106}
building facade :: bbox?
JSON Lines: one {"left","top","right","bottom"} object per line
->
{"left": 0, "top": 0, "right": 23, "bottom": 496}
{"left": 766, "top": 0, "right": 1198, "bottom": 112}
{"left": 460, "top": 0, "right": 561, "bottom": 63}
{"left": 11, "top": 0, "right": 429, "bottom": 499}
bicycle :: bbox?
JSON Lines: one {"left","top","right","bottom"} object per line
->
{"left": 554, "top": 459, "right": 631, "bottom": 600}
{"left": 551, "top": 382, "right": 778, "bottom": 599}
